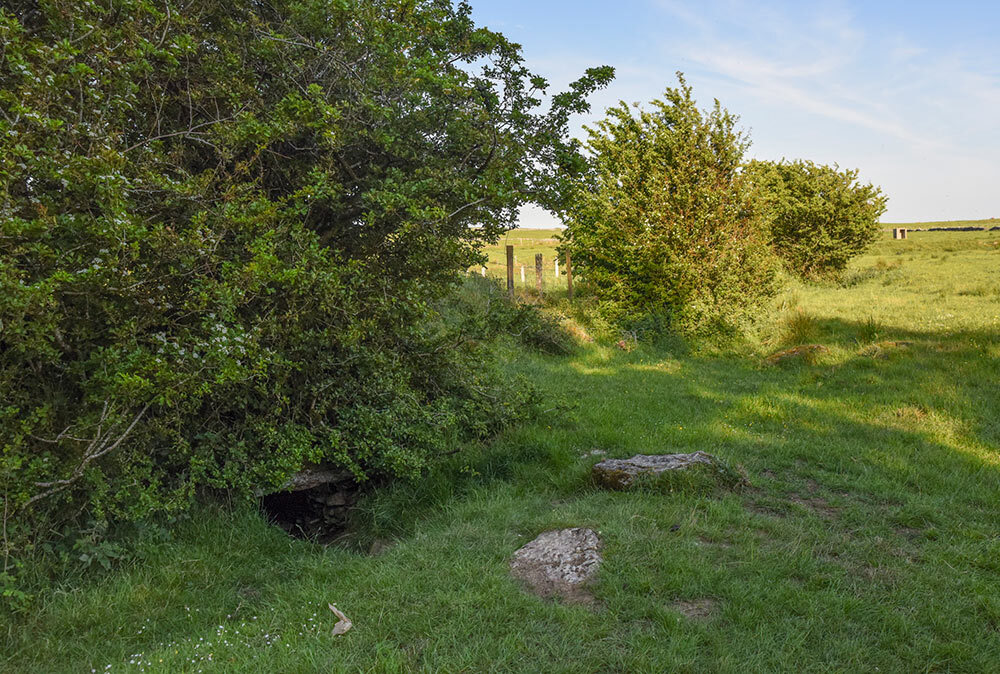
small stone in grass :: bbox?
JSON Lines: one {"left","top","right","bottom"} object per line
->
{"left": 510, "top": 528, "right": 602, "bottom": 605}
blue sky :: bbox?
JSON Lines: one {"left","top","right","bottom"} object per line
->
{"left": 469, "top": 0, "right": 1000, "bottom": 225}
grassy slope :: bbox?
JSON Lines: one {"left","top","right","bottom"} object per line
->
{"left": 6, "top": 229, "right": 1000, "bottom": 673}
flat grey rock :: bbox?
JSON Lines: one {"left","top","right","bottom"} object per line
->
{"left": 510, "top": 528, "right": 602, "bottom": 603}
{"left": 280, "top": 464, "right": 351, "bottom": 491}
{"left": 592, "top": 451, "right": 733, "bottom": 490}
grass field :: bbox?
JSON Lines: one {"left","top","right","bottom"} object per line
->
{"left": 472, "top": 228, "right": 571, "bottom": 296}
{"left": 5, "top": 226, "right": 1000, "bottom": 672}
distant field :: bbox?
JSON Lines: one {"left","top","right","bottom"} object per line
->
{"left": 473, "top": 228, "right": 570, "bottom": 295}
{"left": 474, "top": 221, "right": 1000, "bottom": 299}
{"left": 884, "top": 218, "right": 1000, "bottom": 229}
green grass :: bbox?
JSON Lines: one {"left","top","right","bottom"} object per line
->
{"left": 6, "top": 228, "right": 1000, "bottom": 672}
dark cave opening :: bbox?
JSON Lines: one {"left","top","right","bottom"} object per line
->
{"left": 259, "top": 483, "right": 355, "bottom": 544}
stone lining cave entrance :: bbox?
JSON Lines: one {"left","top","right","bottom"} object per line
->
{"left": 259, "top": 466, "right": 357, "bottom": 544}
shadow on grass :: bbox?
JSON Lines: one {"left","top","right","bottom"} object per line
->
{"left": 354, "top": 315, "right": 1000, "bottom": 547}
{"left": 8, "top": 315, "right": 1000, "bottom": 672}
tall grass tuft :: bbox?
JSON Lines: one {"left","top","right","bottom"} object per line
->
{"left": 780, "top": 309, "right": 821, "bottom": 345}
{"left": 857, "top": 315, "right": 884, "bottom": 344}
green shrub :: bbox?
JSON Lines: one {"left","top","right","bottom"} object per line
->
{"left": 559, "top": 75, "right": 781, "bottom": 334}
{"left": 0, "top": 0, "right": 611, "bottom": 596}
{"left": 749, "top": 160, "right": 888, "bottom": 278}
{"left": 448, "top": 276, "right": 573, "bottom": 355}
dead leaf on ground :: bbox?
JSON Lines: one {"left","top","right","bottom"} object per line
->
{"left": 328, "top": 603, "right": 353, "bottom": 636}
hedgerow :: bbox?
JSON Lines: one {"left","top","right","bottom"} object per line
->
{"left": 0, "top": 0, "right": 610, "bottom": 603}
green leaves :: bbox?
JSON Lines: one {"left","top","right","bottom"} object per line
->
{"left": 561, "top": 74, "right": 779, "bottom": 334}
{"left": 1, "top": 0, "right": 608, "bottom": 594}
{"left": 749, "top": 160, "right": 888, "bottom": 278}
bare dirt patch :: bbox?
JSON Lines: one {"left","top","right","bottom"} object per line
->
{"left": 765, "top": 344, "right": 829, "bottom": 365}
{"left": 669, "top": 598, "right": 718, "bottom": 621}
{"left": 859, "top": 564, "right": 895, "bottom": 583}
{"left": 859, "top": 341, "right": 913, "bottom": 359}
{"left": 744, "top": 500, "right": 788, "bottom": 519}
{"left": 894, "top": 525, "right": 923, "bottom": 540}
{"left": 367, "top": 539, "right": 396, "bottom": 556}
{"left": 894, "top": 405, "right": 928, "bottom": 420}
{"left": 789, "top": 494, "right": 839, "bottom": 519}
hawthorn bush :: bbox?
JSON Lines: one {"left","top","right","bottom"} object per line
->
{"left": 0, "top": 0, "right": 611, "bottom": 590}
{"left": 559, "top": 75, "right": 780, "bottom": 333}
{"left": 749, "top": 160, "right": 888, "bottom": 278}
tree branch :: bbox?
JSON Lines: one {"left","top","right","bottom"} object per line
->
{"left": 21, "top": 402, "right": 153, "bottom": 511}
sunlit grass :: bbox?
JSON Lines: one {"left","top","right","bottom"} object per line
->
{"left": 5, "top": 227, "right": 1000, "bottom": 672}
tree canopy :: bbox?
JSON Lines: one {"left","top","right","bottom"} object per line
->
{"left": 748, "top": 160, "right": 888, "bottom": 278}
{"left": 559, "top": 75, "right": 780, "bottom": 333}
{"left": 0, "top": 0, "right": 612, "bottom": 562}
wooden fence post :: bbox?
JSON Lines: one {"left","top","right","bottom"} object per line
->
{"left": 554, "top": 257, "right": 559, "bottom": 279}
{"left": 566, "top": 251, "right": 573, "bottom": 301}
{"left": 505, "top": 245, "right": 514, "bottom": 298}
{"left": 520, "top": 265, "right": 525, "bottom": 284}
{"left": 535, "top": 253, "right": 543, "bottom": 293}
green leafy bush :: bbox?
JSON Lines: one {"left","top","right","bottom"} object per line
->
{"left": 559, "top": 75, "right": 781, "bottom": 334}
{"left": 446, "top": 276, "right": 574, "bottom": 355}
{"left": 749, "top": 160, "right": 888, "bottom": 278}
{"left": 0, "top": 0, "right": 611, "bottom": 589}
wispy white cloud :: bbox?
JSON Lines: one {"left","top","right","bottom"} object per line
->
{"left": 689, "top": 49, "right": 943, "bottom": 150}
{"left": 476, "top": 0, "right": 1000, "bottom": 222}
{"left": 653, "top": 0, "right": 954, "bottom": 152}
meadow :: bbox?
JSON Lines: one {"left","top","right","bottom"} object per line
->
{"left": 472, "top": 228, "right": 571, "bottom": 295}
{"left": 5, "top": 225, "right": 1000, "bottom": 672}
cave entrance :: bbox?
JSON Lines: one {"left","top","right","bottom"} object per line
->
{"left": 259, "top": 467, "right": 356, "bottom": 544}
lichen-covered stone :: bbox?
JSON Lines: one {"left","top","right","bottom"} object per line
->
{"left": 280, "top": 464, "right": 351, "bottom": 491}
{"left": 510, "top": 528, "right": 602, "bottom": 603}
{"left": 592, "top": 452, "right": 745, "bottom": 491}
